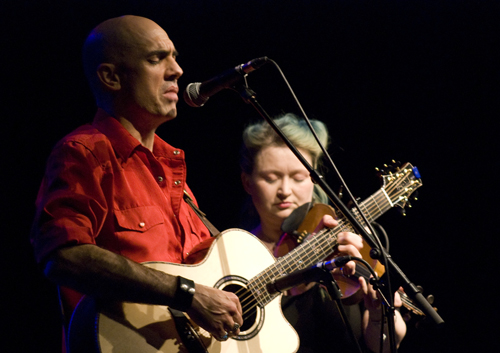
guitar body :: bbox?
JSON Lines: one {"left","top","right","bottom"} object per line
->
{"left": 68, "top": 229, "right": 299, "bottom": 353}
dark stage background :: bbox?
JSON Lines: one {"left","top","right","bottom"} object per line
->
{"left": 2, "top": 1, "right": 498, "bottom": 352}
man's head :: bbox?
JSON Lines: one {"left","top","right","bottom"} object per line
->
{"left": 83, "top": 15, "right": 183, "bottom": 123}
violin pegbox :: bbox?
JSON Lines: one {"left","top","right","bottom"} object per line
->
{"left": 376, "top": 161, "right": 423, "bottom": 215}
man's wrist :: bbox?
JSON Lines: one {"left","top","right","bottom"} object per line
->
{"left": 174, "top": 276, "right": 196, "bottom": 312}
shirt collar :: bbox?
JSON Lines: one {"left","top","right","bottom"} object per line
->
{"left": 91, "top": 108, "right": 183, "bottom": 161}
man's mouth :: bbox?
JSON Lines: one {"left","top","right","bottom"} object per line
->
{"left": 163, "top": 85, "right": 179, "bottom": 101}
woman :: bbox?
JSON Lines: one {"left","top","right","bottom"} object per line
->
{"left": 239, "top": 113, "right": 406, "bottom": 353}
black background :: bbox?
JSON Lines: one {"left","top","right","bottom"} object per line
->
{"left": 2, "top": 1, "right": 498, "bottom": 352}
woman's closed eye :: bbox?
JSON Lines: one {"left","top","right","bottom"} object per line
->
{"left": 292, "top": 173, "right": 309, "bottom": 182}
{"left": 264, "top": 176, "right": 278, "bottom": 183}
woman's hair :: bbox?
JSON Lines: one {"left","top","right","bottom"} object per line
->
{"left": 239, "top": 113, "right": 331, "bottom": 218}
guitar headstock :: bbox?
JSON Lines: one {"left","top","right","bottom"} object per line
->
{"left": 376, "top": 161, "right": 422, "bottom": 215}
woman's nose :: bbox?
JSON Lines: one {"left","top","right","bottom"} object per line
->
{"left": 277, "top": 180, "right": 292, "bottom": 199}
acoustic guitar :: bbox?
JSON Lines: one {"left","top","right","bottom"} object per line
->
{"left": 67, "top": 162, "right": 422, "bottom": 353}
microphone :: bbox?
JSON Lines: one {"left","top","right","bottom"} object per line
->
{"left": 183, "top": 57, "right": 269, "bottom": 107}
{"left": 266, "top": 256, "right": 353, "bottom": 295}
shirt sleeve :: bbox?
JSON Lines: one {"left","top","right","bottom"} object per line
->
{"left": 30, "top": 139, "right": 109, "bottom": 264}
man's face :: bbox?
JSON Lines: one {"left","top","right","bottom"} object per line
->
{"left": 118, "top": 22, "right": 183, "bottom": 122}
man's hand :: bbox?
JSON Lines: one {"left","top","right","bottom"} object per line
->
{"left": 187, "top": 284, "right": 243, "bottom": 341}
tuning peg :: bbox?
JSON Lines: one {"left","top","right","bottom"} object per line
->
{"left": 426, "top": 294, "right": 435, "bottom": 305}
{"left": 376, "top": 161, "right": 402, "bottom": 175}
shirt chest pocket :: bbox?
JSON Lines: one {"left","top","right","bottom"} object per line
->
{"left": 114, "top": 206, "right": 164, "bottom": 232}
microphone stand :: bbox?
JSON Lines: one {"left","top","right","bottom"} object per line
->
{"left": 271, "top": 264, "right": 364, "bottom": 353}
{"left": 235, "top": 84, "right": 444, "bottom": 353}
{"left": 314, "top": 268, "right": 365, "bottom": 353}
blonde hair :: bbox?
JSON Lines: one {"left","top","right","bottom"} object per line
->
{"left": 240, "top": 113, "right": 330, "bottom": 204}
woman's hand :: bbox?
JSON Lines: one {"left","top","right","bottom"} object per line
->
{"left": 313, "top": 214, "right": 364, "bottom": 276}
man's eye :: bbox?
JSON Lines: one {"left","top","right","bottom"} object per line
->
{"left": 149, "top": 55, "right": 166, "bottom": 64}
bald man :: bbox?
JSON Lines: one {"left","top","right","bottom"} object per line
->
{"left": 31, "top": 15, "right": 242, "bottom": 351}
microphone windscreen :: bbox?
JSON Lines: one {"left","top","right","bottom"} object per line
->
{"left": 183, "top": 82, "right": 205, "bottom": 107}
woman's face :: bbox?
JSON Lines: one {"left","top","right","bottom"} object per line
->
{"left": 242, "top": 145, "right": 315, "bottom": 229}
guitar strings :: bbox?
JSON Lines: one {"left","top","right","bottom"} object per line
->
{"left": 233, "top": 227, "right": 338, "bottom": 320}
{"left": 235, "top": 226, "right": 340, "bottom": 321}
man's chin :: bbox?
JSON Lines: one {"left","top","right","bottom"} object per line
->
{"left": 160, "top": 108, "right": 177, "bottom": 121}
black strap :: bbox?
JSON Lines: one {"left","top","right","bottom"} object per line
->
{"left": 183, "top": 190, "right": 220, "bottom": 237}
{"left": 168, "top": 307, "right": 209, "bottom": 353}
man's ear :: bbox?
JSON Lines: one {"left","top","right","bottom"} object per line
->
{"left": 96, "top": 63, "right": 121, "bottom": 91}
{"left": 241, "top": 172, "right": 252, "bottom": 195}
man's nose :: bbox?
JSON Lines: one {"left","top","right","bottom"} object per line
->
{"left": 166, "top": 59, "right": 183, "bottom": 80}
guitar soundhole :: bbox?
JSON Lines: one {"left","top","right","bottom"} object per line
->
{"left": 215, "top": 275, "right": 264, "bottom": 341}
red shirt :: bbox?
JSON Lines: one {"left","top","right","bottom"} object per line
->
{"left": 31, "top": 109, "right": 211, "bottom": 265}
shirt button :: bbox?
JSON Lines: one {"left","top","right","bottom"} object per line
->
{"left": 173, "top": 150, "right": 180, "bottom": 155}
{"left": 139, "top": 222, "right": 145, "bottom": 228}
{"left": 174, "top": 180, "right": 181, "bottom": 185}
{"left": 157, "top": 176, "right": 164, "bottom": 182}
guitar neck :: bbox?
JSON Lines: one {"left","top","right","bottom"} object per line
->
{"left": 356, "top": 188, "right": 394, "bottom": 223}
{"left": 248, "top": 225, "right": 341, "bottom": 306}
